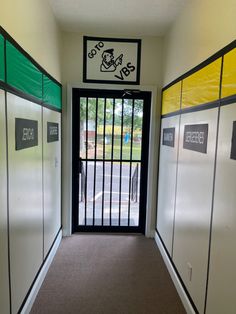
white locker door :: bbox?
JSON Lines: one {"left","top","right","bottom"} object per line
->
{"left": 173, "top": 108, "right": 218, "bottom": 314}
{"left": 0, "top": 90, "right": 10, "bottom": 314}
{"left": 206, "top": 103, "right": 236, "bottom": 314}
{"left": 7, "top": 93, "right": 43, "bottom": 314}
{"left": 43, "top": 107, "right": 61, "bottom": 257}
{"left": 157, "top": 115, "right": 180, "bottom": 256}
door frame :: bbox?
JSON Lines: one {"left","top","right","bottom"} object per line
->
{"left": 72, "top": 88, "right": 151, "bottom": 234}
{"left": 62, "top": 83, "right": 159, "bottom": 237}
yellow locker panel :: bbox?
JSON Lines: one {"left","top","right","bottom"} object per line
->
{"left": 182, "top": 58, "right": 222, "bottom": 109}
{"left": 162, "top": 81, "right": 181, "bottom": 115}
{"left": 222, "top": 48, "right": 236, "bottom": 99}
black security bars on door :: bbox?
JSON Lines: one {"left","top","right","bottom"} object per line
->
{"left": 72, "top": 88, "right": 151, "bottom": 234}
{"left": 82, "top": 97, "right": 142, "bottom": 226}
{"left": 81, "top": 96, "right": 142, "bottom": 227}
{"left": 128, "top": 99, "right": 135, "bottom": 225}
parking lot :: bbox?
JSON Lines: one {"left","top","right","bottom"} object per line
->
{"left": 78, "top": 161, "right": 140, "bottom": 226}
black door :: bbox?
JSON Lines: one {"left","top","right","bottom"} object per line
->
{"left": 72, "top": 88, "right": 151, "bottom": 233}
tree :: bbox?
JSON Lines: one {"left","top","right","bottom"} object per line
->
{"left": 79, "top": 97, "right": 143, "bottom": 154}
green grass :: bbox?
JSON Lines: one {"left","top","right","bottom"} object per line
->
{"left": 81, "top": 136, "right": 142, "bottom": 161}
{"left": 96, "top": 139, "right": 141, "bottom": 160}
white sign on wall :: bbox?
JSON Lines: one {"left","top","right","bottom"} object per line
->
{"left": 83, "top": 36, "right": 141, "bottom": 85}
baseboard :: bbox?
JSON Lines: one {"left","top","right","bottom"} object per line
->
{"left": 146, "top": 228, "right": 155, "bottom": 238}
{"left": 154, "top": 231, "right": 196, "bottom": 314}
{"left": 20, "top": 230, "right": 62, "bottom": 314}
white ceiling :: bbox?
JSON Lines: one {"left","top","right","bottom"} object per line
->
{"left": 49, "top": 0, "right": 188, "bottom": 37}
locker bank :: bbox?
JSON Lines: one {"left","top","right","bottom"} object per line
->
{"left": 0, "top": 0, "right": 236, "bottom": 313}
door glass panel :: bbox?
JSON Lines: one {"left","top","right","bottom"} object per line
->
{"left": 94, "top": 161, "right": 103, "bottom": 225}
{"left": 113, "top": 99, "right": 122, "bottom": 160}
{"left": 103, "top": 161, "right": 111, "bottom": 226}
{"left": 96, "top": 98, "right": 105, "bottom": 160}
{"left": 78, "top": 161, "right": 86, "bottom": 225}
{"left": 75, "top": 91, "right": 149, "bottom": 232}
{"left": 87, "top": 98, "right": 96, "bottom": 160}
{"left": 133, "top": 100, "right": 143, "bottom": 160}
{"left": 122, "top": 99, "right": 132, "bottom": 160}
{"left": 130, "top": 162, "right": 140, "bottom": 226}
{"left": 79, "top": 97, "right": 86, "bottom": 159}
{"left": 86, "top": 161, "right": 94, "bottom": 225}
{"left": 104, "top": 98, "right": 113, "bottom": 160}
{"left": 120, "top": 163, "right": 129, "bottom": 226}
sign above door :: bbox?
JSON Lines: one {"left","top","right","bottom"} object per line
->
{"left": 83, "top": 36, "right": 141, "bottom": 85}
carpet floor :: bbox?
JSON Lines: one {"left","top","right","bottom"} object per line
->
{"left": 30, "top": 234, "right": 186, "bottom": 314}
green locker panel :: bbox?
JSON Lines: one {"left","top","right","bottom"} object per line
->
{"left": 43, "top": 75, "right": 61, "bottom": 110}
{"left": 6, "top": 41, "right": 42, "bottom": 100}
{"left": 0, "top": 35, "right": 5, "bottom": 82}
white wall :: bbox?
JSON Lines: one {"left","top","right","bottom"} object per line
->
{"left": 61, "top": 32, "right": 163, "bottom": 236}
{"left": 162, "top": 0, "right": 236, "bottom": 86}
{"left": 0, "top": 2, "right": 62, "bottom": 312}
{"left": 0, "top": 0, "right": 62, "bottom": 81}
{"left": 158, "top": 1, "right": 236, "bottom": 312}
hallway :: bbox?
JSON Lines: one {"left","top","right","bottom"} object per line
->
{"left": 1, "top": 1, "right": 236, "bottom": 313}
{"left": 30, "top": 235, "right": 185, "bottom": 314}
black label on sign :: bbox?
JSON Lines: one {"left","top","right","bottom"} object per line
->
{"left": 183, "top": 124, "right": 208, "bottom": 154}
{"left": 162, "top": 127, "right": 175, "bottom": 147}
{"left": 15, "top": 118, "right": 38, "bottom": 150}
{"left": 230, "top": 121, "right": 236, "bottom": 160}
{"left": 47, "top": 122, "right": 59, "bottom": 143}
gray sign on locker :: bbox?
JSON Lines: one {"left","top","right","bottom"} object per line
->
{"left": 15, "top": 118, "right": 38, "bottom": 150}
{"left": 183, "top": 123, "right": 208, "bottom": 153}
{"left": 162, "top": 127, "right": 175, "bottom": 147}
{"left": 47, "top": 122, "right": 59, "bottom": 143}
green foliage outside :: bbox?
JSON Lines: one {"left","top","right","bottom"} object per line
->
{"left": 79, "top": 97, "right": 143, "bottom": 161}
{"left": 80, "top": 97, "right": 143, "bottom": 130}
